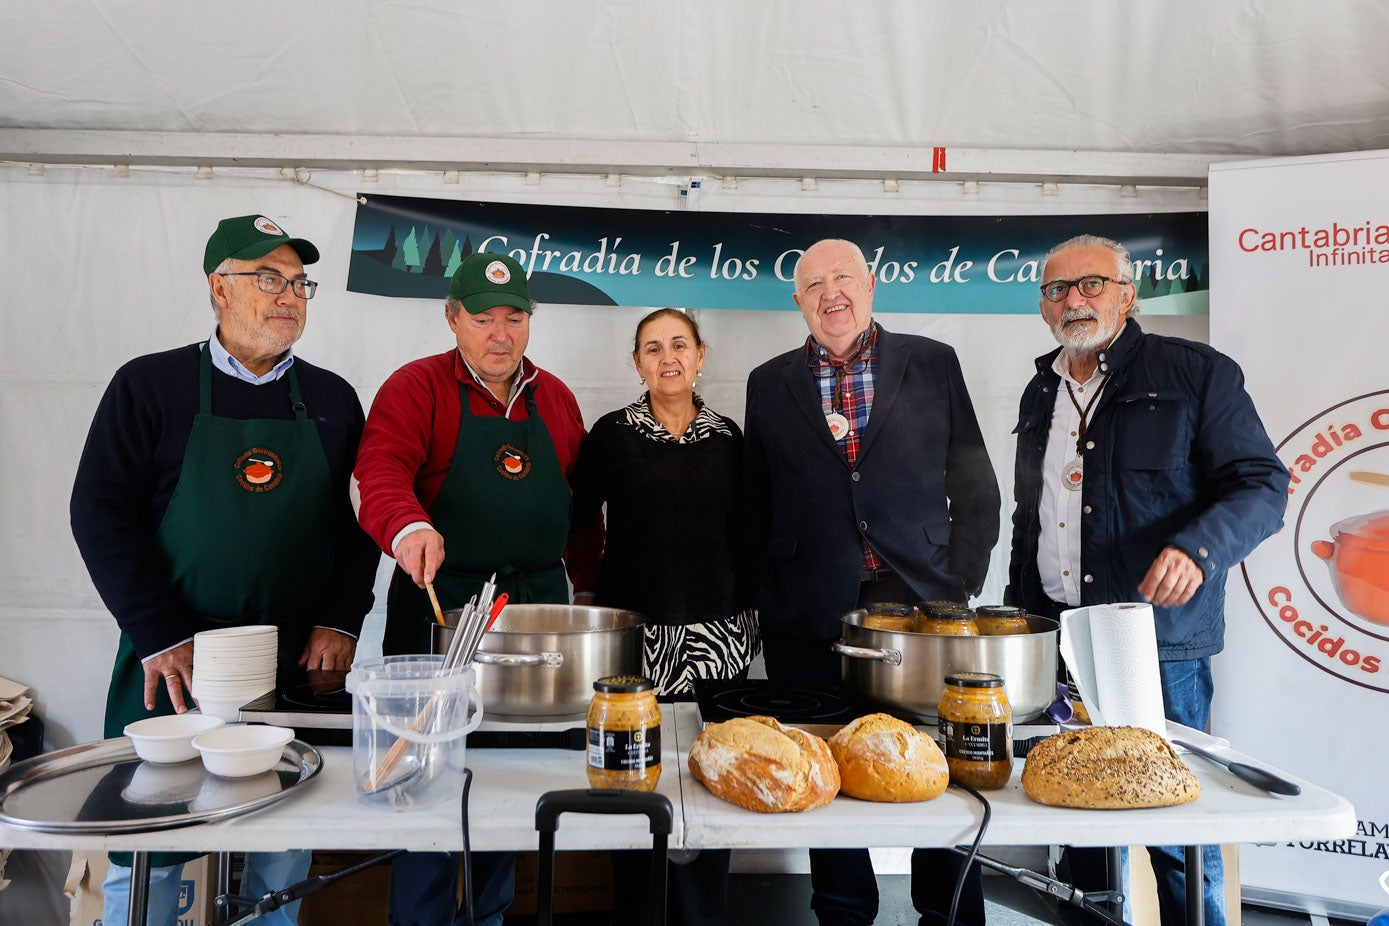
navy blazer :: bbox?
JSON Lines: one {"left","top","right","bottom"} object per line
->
{"left": 744, "top": 325, "right": 1001, "bottom": 642}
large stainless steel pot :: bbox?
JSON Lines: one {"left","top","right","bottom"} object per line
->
{"left": 431, "top": 604, "right": 642, "bottom": 720}
{"left": 833, "top": 610, "right": 1058, "bottom": 722}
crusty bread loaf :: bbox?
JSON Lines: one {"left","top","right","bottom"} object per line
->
{"left": 828, "top": 713, "right": 949, "bottom": 803}
{"left": 687, "top": 715, "right": 839, "bottom": 812}
{"left": 1021, "top": 726, "right": 1200, "bottom": 809}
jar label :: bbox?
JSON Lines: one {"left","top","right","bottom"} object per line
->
{"left": 939, "top": 719, "right": 1010, "bottom": 762}
{"left": 587, "top": 725, "right": 661, "bottom": 771}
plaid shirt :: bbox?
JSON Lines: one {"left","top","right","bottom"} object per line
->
{"left": 806, "top": 323, "right": 882, "bottom": 571}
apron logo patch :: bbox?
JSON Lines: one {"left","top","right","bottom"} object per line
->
{"left": 234, "top": 447, "right": 284, "bottom": 493}
{"left": 493, "top": 444, "right": 531, "bottom": 481}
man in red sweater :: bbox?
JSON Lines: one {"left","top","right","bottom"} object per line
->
{"left": 353, "top": 249, "right": 600, "bottom": 926}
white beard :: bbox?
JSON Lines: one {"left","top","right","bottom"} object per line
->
{"left": 1051, "top": 308, "right": 1119, "bottom": 352}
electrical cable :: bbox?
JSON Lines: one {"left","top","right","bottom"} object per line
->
{"left": 459, "top": 766, "right": 475, "bottom": 926}
{"left": 945, "top": 781, "right": 990, "bottom": 926}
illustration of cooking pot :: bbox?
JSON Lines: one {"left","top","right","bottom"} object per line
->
{"left": 1311, "top": 509, "right": 1389, "bottom": 625}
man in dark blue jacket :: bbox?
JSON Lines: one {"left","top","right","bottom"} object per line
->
{"left": 1005, "top": 234, "right": 1289, "bottom": 926}
{"left": 745, "top": 238, "right": 1000, "bottom": 926}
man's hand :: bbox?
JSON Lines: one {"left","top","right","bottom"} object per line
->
{"left": 1137, "top": 546, "right": 1205, "bottom": 607}
{"left": 143, "top": 642, "right": 194, "bottom": 712}
{"left": 395, "top": 528, "right": 445, "bottom": 588}
{"left": 298, "top": 627, "right": 357, "bottom": 672}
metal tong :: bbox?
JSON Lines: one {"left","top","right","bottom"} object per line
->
{"left": 442, "top": 573, "right": 500, "bottom": 670}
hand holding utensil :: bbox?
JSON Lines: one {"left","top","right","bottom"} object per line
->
{"left": 1173, "top": 739, "right": 1301, "bottom": 795}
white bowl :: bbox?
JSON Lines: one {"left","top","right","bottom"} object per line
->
{"left": 196, "top": 625, "right": 277, "bottom": 640}
{"left": 192, "top": 697, "right": 252, "bottom": 723}
{"left": 124, "top": 714, "right": 225, "bottom": 763}
{"left": 192, "top": 724, "right": 295, "bottom": 778}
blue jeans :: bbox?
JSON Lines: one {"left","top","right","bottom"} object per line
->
{"left": 102, "top": 850, "right": 311, "bottom": 926}
{"left": 1150, "top": 658, "right": 1226, "bottom": 926}
{"left": 389, "top": 850, "right": 515, "bottom": 926}
{"left": 1065, "top": 658, "right": 1226, "bottom": 926}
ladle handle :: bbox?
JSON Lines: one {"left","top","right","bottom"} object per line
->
{"left": 830, "top": 640, "right": 903, "bottom": 666}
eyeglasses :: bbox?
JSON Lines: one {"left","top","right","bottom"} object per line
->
{"left": 809, "top": 358, "right": 868, "bottom": 378}
{"left": 1039, "top": 275, "right": 1127, "bottom": 303}
{"left": 218, "top": 271, "right": 318, "bottom": 299}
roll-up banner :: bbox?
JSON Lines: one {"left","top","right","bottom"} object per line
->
{"left": 347, "top": 194, "right": 1209, "bottom": 314}
{"left": 1210, "top": 150, "right": 1389, "bottom": 915}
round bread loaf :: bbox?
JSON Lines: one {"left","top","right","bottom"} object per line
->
{"left": 687, "top": 715, "right": 840, "bottom": 813}
{"left": 1021, "top": 726, "right": 1201, "bottom": 809}
{"left": 828, "top": 713, "right": 949, "bottom": 802}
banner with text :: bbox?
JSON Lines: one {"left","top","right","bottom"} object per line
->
{"left": 1210, "top": 151, "right": 1389, "bottom": 913}
{"left": 347, "top": 194, "right": 1208, "bottom": 314}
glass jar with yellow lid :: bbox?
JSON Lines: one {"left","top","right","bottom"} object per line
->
{"left": 861, "top": 601, "right": 919, "bottom": 633}
{"left": 937, "top": 672, "right": 1012, "bottom": 790}
{"left": 916, "top": 606, "right": 980, "bottom": 636}
{"left": 586, "top": 676, "right": 662, "bottom": 791}
{"left": 974, "top": 605, "right": 1031, "bottom": 636}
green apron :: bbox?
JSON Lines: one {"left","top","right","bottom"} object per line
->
{"left": 104, "top": 346, "right": 335, "bottom": 867}
{"left": 383, "top": 380, "right": 572, "bottom": 656}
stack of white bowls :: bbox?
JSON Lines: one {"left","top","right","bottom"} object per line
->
{"left": 191, "top": 626, "right": 278, "bottom": 721}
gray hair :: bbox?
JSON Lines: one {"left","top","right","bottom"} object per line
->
{"left": 792, "top": 239, "right": 871, "bottom": 292}
{"left": 208, "top": 256, "right": 236, "bottom": 316}
{"left": 1041, "top": 234, "right": 1141, "bottom": 315}
{"left": 445, "top": 296, "right": 539, "bottom": 319}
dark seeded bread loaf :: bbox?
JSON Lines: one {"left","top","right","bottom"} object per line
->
{"left": 1021, "top": 726, "right": 1200, "bottom": 809}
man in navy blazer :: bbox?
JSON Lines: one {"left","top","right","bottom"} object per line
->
{"left": 744, "top": 238, "right": 1001, "bottom": 926}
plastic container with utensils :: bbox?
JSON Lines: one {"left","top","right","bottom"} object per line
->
{"left": 345, "top": 655, "right": 483, "bottom": 809}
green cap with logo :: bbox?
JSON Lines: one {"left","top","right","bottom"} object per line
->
{"left": 203, "top": 214, "right": 320, "bottom": 275}
{"left": 448, "top": 251, "right": 534, "bottom": 314}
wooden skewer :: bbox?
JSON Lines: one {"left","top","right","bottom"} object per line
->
{"left": 425, "top": 580, "right": 447, "bottom": 627}
{"left": 366, "top": 698, "right": 439, "bottom": 793}
{"left": 1349, "top": 471, "right": 1389, "bottom": 488}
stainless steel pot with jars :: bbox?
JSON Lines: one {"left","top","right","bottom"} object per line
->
{"left": 431, "top": 604, "right": 643, "bottom": 720}
{"left": 832, "top": 609, "right": 1058, "bottom": 722}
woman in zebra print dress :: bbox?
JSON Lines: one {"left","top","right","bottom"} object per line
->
{"left": 571, "top": 307, "right": 757, "bottom": 926}
{"left": 571, "top": 307, "right": 759, "bottom": 696}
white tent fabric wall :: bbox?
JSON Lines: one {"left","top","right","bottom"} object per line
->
{"left": 2, "top": 1, "right": 1388, "bottom": 157}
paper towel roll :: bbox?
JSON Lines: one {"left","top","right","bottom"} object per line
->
{"left": 1059, "top": 602, "right": 1167, "bottom": 735}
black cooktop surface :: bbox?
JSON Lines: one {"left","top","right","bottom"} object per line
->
{"left": 692, "top": 679, "right": 861, "bottom": 724}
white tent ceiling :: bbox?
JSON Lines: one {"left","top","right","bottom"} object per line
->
{"left": 4, "top": 0, "right": 1389, "bottom": 182}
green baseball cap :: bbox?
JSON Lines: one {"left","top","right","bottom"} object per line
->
{"left": 203, "top": 214, "right": 320, "bottom": 275}
{"left": 448, "top": 251, "right": 533, "bottom": 314}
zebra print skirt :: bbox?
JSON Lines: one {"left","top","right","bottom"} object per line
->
{"left": 642, "top": 609, "right": 760, "bottom": 697}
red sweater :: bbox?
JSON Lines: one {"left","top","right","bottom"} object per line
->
{"left": 354, "top": 349, "right": 600, "bottom": 593}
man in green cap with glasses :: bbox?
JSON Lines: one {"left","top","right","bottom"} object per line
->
{"left": 354, "top": 249, "right": 602, "bottom": 926}
{"left": 70, "top": 213, "right": 381, "bottom": 926}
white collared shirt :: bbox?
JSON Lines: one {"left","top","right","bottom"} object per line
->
{"left": 1036, "top": 325, "right": 1125, "bottom": 605}
{"left": 208, "top": 328, "right": 294, "bottom": 384}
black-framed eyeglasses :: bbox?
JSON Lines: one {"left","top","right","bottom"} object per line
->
{"left": 1039, "top": 275, "right": 1127, "bottom": 303}
{"left": 218, "top": 271, "right": 318, "bottom": 299}
{"left": 809, "top": 358, "right": 869, "bottom": 378}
